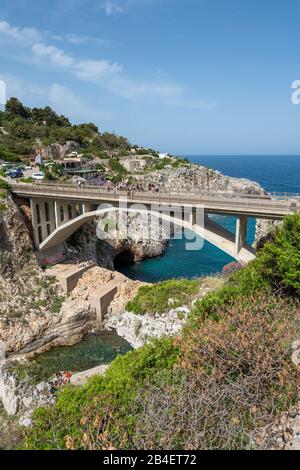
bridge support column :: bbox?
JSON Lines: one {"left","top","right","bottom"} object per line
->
{"left": 54, "top": 201, "right": 60, "bottom": 229}
{"left": 235, "top": 216, "right": 248, "bottom": 256}
{"left": 30, "top": 199, "right": 39, "bottom": 247}
{"left": 30, "top": 198, "right": 56, "bottom": 247}
{"left": 189, "top": 208, "right": 197, "bottom": 226}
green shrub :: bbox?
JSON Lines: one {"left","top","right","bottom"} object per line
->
{"left": 255, "top": 214, "right": 300, "bottom": 295}
{"left": 126, "top": 279, "right": 200, "bottom": 315}
{"left": 130, "top": 294, "right": 299, "bottom": 450}
{"left": 190, "top": 261, "right": 269, "bottom": 324}
{"left": 0, "top": 202, "right": 7, "bottom": 214}
{"left": 95, "top": 163, "right": 105, "bottom": 172}
{"left": 109, "top": 158, "right": 127, "bottom": 175}
{"left": 25, "top": 337, "right": 179, "bottom": 450}
{"left": 0, "top": 179, "right": 10, "bottom": 191}
{"left": 19, "top": 177, "right": 33, "bottom": 184}
{"left": 51, "top": 295, "right": 64, "bottom": 314}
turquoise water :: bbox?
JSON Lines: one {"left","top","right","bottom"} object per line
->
{"left": 34, "top": 331, "right": 132, "bottom": 375}
{"left": 118, "top": 155, "right": 300, "bottom": 282}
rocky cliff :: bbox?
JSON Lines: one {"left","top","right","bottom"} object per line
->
{"left": 0, "top": 195, "right": 144, "bottom": 355}
{"left": 67, "top": 217, "right": 167, "bottom": 270}
{"left": 136, "top": 164, "right": 265, "bottom": 195}
{"left": 37, "top": 140, "right": 81, "bottom": 160}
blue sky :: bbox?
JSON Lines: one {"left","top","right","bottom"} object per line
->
{"left": 1, "top": 0, "right": 300, "bottom": 154}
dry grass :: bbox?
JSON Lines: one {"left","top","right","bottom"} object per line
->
{"left": 129, "top": 293, "right": 300, "bottom": 449}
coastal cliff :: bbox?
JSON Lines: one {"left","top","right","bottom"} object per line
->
{"left": 0, "top": 161, "right": 272, "bottom": 355}
{"left": 0, "top": 194, "right": 144, "bottom": 355}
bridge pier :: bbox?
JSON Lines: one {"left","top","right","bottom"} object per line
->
{"left": 235, "top": 215, "right": 248, "bottom": 257}
{"left": 30, "top": 198, "right": 56, "bottom": 246}
{"left": 30, "top": 198, "right": 80, "bottom": 247}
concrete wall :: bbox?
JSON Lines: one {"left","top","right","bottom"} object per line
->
{"left": 90, "top": 279, "right": 120, "bottom": 323}
{"left": 54, "top": 263, "right": 97, "bottom": 293}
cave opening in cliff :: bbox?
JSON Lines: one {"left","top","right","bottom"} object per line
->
{"left": 114, "top": 250, "right": 135, "bottom": 270}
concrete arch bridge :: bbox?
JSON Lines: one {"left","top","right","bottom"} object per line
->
{"left": 11, "top": 183, "right": 300, "bottom": 264}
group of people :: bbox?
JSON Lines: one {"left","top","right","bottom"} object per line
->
{"left": 76, "top": 177, "right": 162, "bottom": 194}
{"left": 106, "top": 181, "right": 161, "bottom": 194}
{"left": 50, "top": 371, "right": 72, "bottom": 390}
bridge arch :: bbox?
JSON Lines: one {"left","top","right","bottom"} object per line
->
{"left": 39, "top": 206, "right": 256, "bottom": 263}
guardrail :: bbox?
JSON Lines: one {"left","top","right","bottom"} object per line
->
{"left": 11, "top": 181, "right": 300, "bottom": 199}
{"left": 11, "top": 182, "right": 299, "bottom": 214}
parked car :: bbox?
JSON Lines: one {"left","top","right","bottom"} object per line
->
{"left": 8, "top": 170, "right": 24, "bottom": 179}
{"left": 1, "top": 162, "right": 12, "bottom": 169}
{"left": 32, "top": 172, "right": 45, "bottom": 180}
{"left": 25, "top": 166, "right": 32, "bottom": 170}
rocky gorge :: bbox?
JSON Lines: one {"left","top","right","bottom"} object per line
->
{"left": 0, "top": 162, "right": 281, "bottom": 444}
{"left": 0, "top": 158, "right": 282, "bottom": 353}
{"left": 0, "top": 162, "right": 276, "bottom": 355}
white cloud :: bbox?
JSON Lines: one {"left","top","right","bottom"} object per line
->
{"left": 0, "top": 19, "right": 216, "bottom": 110}
{"left": 0, "top": 73, "right": 113, "bottom": 122}
{"left": 106, "top": 75, "right": 184, "bottom": 100}
{"left": 0, "top": 19, "right": 110, "bottom": 49}
{"left": 65, "top": 34, "right": 110, "bottom": 47}
{"left": 73, "top": 59, "right": 123, "bottom": 80}
{"left": 102, "top": 1, "right": 124, "bottom": 16}
{"left": 100, "top": 0, "right": 166, "bottom": 16}
{"left": 31, "top": 42, "right": 122, "bottom": 80}
{"left": 32, "top": 43, "right": 74, "bottom": 68}
{"left": 0, "top": 20, "right": 42, "bottom": 45}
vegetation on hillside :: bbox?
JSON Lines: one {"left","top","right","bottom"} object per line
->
{"left": 0, "top": 178, "right": 10, "bottom": 192}
{"left": 126, "top": 279, "right": 200, "bottom": 315}
{"left": 151, "top": 157, "right": 190, "bottom": 171}
{"left": 0, "top": 97, "right": 131, "bottom": 161}
{"left": 108, "top": 159, "right": 128, "bottom": 183}
{"left": 24, "top": 215, "right": 300, "bottom": 449}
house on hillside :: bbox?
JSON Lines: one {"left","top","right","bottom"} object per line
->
{"left": 58, "top": 153, "right": 98, "bottom": 179}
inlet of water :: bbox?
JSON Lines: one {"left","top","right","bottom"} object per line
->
{"left": 33, "top": 331, "right": 132, "bottom": 376}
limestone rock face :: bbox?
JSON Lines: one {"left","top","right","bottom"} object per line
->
{"left": 135, "top": 165, "right": 266, "bottom": 195}
{"left": 254, "top": 219, "right": 282, "bottom": 250}
{"left": 67, "top": 217, "right": 167, "bottom": 270}
{"left": 0, "top": 368, "right": 19, "bottom": 415}
{"left": 0, "top": 196, "right": 95, "bottom": 354}
{"left": 38, "top": 140, "right": 81, "bottom": 160}
{"left": 106, "top": 308, "right": 189, "bottom": 349}
{"left": 0, "top": 364, "right": 55, "bottom": 426}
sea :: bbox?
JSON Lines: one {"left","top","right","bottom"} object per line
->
{"left": 116, "top": 155, "right": 300, "bottom": 282}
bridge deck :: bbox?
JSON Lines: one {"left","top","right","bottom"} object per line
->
{"left": 12, "top": 183, "right": 300, "bottom": 219}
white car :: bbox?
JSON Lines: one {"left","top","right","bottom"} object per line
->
{"left": 32, "top": 172, "right": 45, "bottom": 180}
{"left": 25, "top": 166, "right": 32, "bottom": 171}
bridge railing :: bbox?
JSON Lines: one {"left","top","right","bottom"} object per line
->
{"left": 10, "top": 182, "right": 299, "bottom": 213}
{"left": 11, "top": 181, "right": 300, "bottom": 199}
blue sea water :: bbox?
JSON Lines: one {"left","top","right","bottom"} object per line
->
{"left": 118, "top": 155, "right": 300, "bottom": 282}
